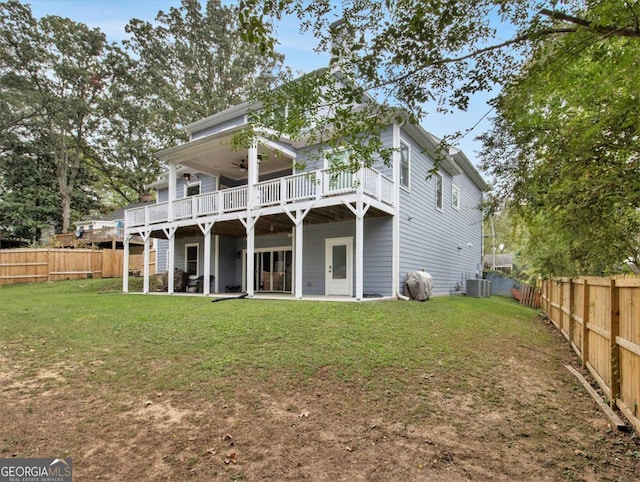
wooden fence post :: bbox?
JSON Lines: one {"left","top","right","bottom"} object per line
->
{"left": 46, "top": 249, "right": 52, "bottom": 282}
{"left": 568, "top": 279, "right": 575, "bottom": 350}
{"left": 582, "top": 279, "right": 590, "bottom": 370}
{"left": 610, "top": 279, "right": 620, "bottom": 407}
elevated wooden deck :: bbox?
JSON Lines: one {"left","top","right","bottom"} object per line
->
{"left": 52, "top": 228, "right": 144, "bottom": 249}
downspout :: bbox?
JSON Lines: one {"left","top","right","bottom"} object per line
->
{"left": 392, "top": 122, "right": 403, "bottom": 299}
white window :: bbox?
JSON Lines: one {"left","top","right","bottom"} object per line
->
{"left": 435, "top": 173, "right": 443, "bottom": 211}
{"left": 400, "top": 141, "right": 410, "bottom": 189}
{"left": 185, "top": 180, "right": 201, "bottom": 197}
{"left": 452, "top": 185, "right": 460, "bottom": 210}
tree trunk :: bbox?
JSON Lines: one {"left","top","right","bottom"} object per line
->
{"left": 60, "top": 189, "right": 72, "bottom": 233}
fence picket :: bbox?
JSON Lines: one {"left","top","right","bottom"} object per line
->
{"left": 0, "top": 248, "right": 155, "bottom": 285}
{"left": 541, "top": 277, "right": 640, "bottom": 435}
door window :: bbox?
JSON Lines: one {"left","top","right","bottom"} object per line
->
{"left": 185, "top": 244, "right": 198, "bottom": 276}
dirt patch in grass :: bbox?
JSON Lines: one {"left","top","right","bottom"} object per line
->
{"left": 1, "top": 317, "right": 639, "bottom": 481}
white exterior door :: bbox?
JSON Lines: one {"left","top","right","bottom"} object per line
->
{"left": 325, "top": 237, "right": 353, "bottom": 296}
{"left": 325, "top": 149, "right": 354, "bottom": 193}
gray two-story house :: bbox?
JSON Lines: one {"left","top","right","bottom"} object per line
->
{"left": 123, "top": 85, "right": 488, "bottom": 300}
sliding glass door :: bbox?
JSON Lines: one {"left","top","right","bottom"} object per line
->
{"left": 254, "top": 248, "right": 292, "bottom": 292}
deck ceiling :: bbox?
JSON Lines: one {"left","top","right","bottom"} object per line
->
{"left": 156, "top": 127, "right": 295, "bottom": 181}
{"left": 149, "top": 204, "right": 391, "bottom": 240}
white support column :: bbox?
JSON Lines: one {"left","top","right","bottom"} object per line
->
{"left": 295, "top": 220, "right": 304, "bottom": 299}
{"left": 246, "top": 222, "right": 255, "bottom": 297}
{"left": 284, "top": 207, "right": 311, "bottom": 300}
{"left": 199, "top": 222, "right": 214, "bottom": 295}
{"left": 142, "top": 231, "right": 152, "bottom": 294}
{"left": 163, "top": 227, "right": 177, "bottom": 294}
{"left": 244, "top": 140, "right": 260, "bottom": 297}
{"left": 214, "top": 235, "right": 220, "bottom": 293}
{"left": 355, "top": 201, "right": 364, "bottom": 301}
{"left": 122, "top": 234, "right": 131, "bottom": 293}
{"left": 203, "top": 231, "right": 212, "bottom": 295}
{"left": 342, "top": 201, "right": 370, "bottom": 301}
{"left": 248, "top": 141, "right": 259, "bottom": 207}
{"left": 240, "top": 214, "right": 260, "bottom": 297}
{"left": 168, "top": 163, "right": 177, "bottom": 221}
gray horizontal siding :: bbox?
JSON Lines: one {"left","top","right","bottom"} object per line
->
{"left": 398, "top": 129, "right": 483, "bottom": 296}
{"left": 302, "top": 218, "right": 393, "bottom": 297}
{"left": 296, "top": 125, "right": 395, "bottom": 177}
{"left": 218, "top": 236, "right": 242, "bottom": 290}
{"left": 156, "top": 238, "right": 168, "bottom": 273}
{"left": 362, "top": 217, "right": 393, "bottom": 296}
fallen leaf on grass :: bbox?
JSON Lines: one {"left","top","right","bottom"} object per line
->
{"left": 299, "top": 411, "right": 310, "bottom": 418}
{"left": 224, "top": 452, "right": 237, "bottom": 464}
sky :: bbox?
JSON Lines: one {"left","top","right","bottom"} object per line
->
{"left": 25, "top": 0, "right": 496, "bottom": 171}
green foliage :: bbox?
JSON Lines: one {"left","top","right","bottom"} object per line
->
{"left": 0, "top": 137, "right": 59, "bottom": 240}
{"left": 481, "top": 5, "right": 640, "bottom": 276}
{"left": 125, "top": 0, "right": 283, "bottom": 127}
{"left": 238, "top": 1, "right": 640, "bottom": 173}
{"left": 0, "top": 0, "right": 284, "bottom": 231}
{"left": 0, "top": 1, "right": 115, "bottom": 232}
{"left": 246, "top": 69, "right": 396, "bottom": 171}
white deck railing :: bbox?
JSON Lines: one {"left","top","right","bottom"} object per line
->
{"left": 125, "top": 167, "right": 394, "bottom": 228}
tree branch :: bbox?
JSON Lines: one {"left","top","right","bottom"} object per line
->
{"left": 335, "top": 27, "right": 578, "bottom": 107}
{"left": 540, "top": 8, "right": 640, "bottom": 38}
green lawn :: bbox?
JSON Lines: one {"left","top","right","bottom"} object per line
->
{"left": 0, "top": 278, "right": 547, "bottom": 395}
{"left": 3, "top": 279, "right": 637, "bottom": 480}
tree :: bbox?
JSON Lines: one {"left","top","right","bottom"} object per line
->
{"left": 237, "top": 1, "right": 639, "bottom": 169}
{"left": 480, "top": 27, "right": 640, "bottom": 275}
{"left": 91, "top": 48, "right": 173, "bottom": 204}
{"left": 125, "top": 0, "right": 283, "bottom": 130}
{"left": 0, "top": 135, "right": 59, "bottom": 241}
{"left": 1, "top": 0, "right": 283, "bottom": 227}
{"left": 239, "top": 1, "right": 640, "bottom": 275}
{"left": 0, "top": 1, "right": 115, "bottom": 232}
{"left": 87, "top": 0, "right": 284, "bottom": 204}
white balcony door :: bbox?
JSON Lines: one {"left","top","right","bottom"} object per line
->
{"left": 325, "top": 237, "right": 353, "bottom": 296}
{"left": 325, "top": 149, "right": 354, "bottom": 192}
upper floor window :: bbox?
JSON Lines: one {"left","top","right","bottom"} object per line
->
{"left": 400, "top": 141, "right": 410, "bottom": 189}
{"left": 452, "top": 185, "right": 460, "bottom": 210}
{"left": 185, "top": 180, "right": 201, "bottom": 197}
{"left": 435, "top": 173, "right": 443, "bottom": 211}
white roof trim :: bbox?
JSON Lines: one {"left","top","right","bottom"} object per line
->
{"left": 257, "top": 136, "right": 297, "bottom": 159}
{"left": 183, "top": 100, "right": 265, "bottom": 136}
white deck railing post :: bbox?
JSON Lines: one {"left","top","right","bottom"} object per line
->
{"left": 280, "top": 177, "right": 287, "bottom": 205}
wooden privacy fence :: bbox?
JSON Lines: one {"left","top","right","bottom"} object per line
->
{"left": 541, "top": 277, "right": 640, "bottom": 435}
{"left": 0, "top": 248, "right": 156, "bottom": 286}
